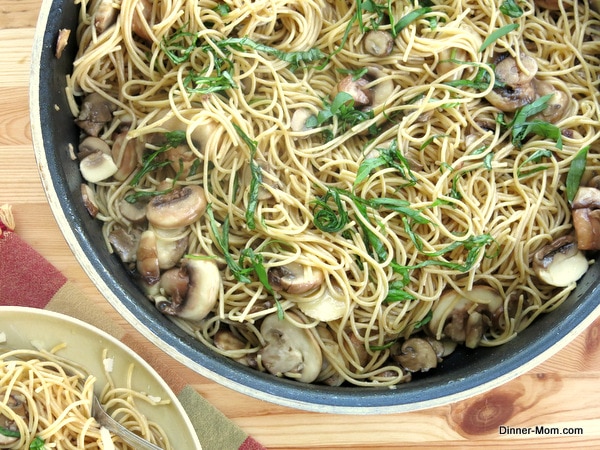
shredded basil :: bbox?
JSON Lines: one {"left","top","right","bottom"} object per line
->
{"left": 354, "top": 139, "right": 417, "bottom": 187}
{"left": 517, "top": 149, "right": 553, "bottom": 178}
{"left": 479, "top": 23, "right": 519, "bottom": 52}
{"left": 566, "top": 146, "right": 589, "bottom": 203}
{"left": 232, "top": 124, "right": 261, "bottom": 230}
{"left": 500, "top": 0, "right": 524, "bottom": 18}
{"left": 393, "top": 7, "right": 432, "bottom": 36}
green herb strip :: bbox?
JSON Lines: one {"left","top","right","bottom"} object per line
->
{"left": 566, "top": 146, "right": 589, "bottom": 203}
{"left": 479, "top": 23, "right": 519, "bottom": 52}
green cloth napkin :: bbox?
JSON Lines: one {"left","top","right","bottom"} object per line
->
{"left": 0, "top": 205, "right": 265, "bottom": 450}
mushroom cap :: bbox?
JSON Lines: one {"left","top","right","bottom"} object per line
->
{"left": 573, "top": 209, "right": 600, "bottom": 251}
{"left": 156, "top": 257, "right": 220, "bottom": 321}
{"left": 391, "top": 338, "right": 438, "bottom": 372}
{"left": 495, "top": 54, "right": 538, "bottom": 87}
{"left": 533, "top": 235, "right": 589, "bottom": 286}
{"left": 146, "top": 185, "right": 207, "bottom": 229}
{"left": 267, "top": 262, "right": 325, "bottom": 295}
{"left": 429, "top": 286, "right": 504, "bottom": 347}
{"left": 259, "top": 311, "right": 323, "bottom": 383}
{"left": 112, "top": 132, "right": 141, "bottom": 182}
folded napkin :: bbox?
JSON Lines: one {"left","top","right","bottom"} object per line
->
{"left": 0, "top": 204, "right": 265, "bottom": 450}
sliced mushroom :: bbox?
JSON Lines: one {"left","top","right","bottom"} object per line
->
{"left": 112, "top": 132, "right": 142, "bottom": 181}
{"left": 258, "top": 311, "right": 323, "bottom": 383}
{"left": 159, "top": 266, "right": 189, "bottom": 300}
{"left": 55, "top": 28, "right": 71, "bottom": 59}
{"left": 290, "top": 108, "right": 315, "bottom": 133}
{"left": 366, "top": 67, "right": 395, "bottom": 108}
{"left": 118, "top": 197, "right": 148, "bottom": 224}
{"left": 0, "top": 394, "right": 27, "bottom": 446}
{"left": 146, "top": 185, "right": 207, "bottom": 229}
{"left": 81, "top": 183, "right": 99, "bottom": 218}
{"left": 153, "top": 227, "right": 189, "bottom": 270}
{"left": 336, "top": 74, "right": 373, "bottom": 108}
{"left": 363, "top": 30, "right": 394, "bottom": 57}
{"left": 429, "top": 286, "right": 504, "bottom": 348}
{"left": 131, "top": 0, "right": 154, "bottom": 42}
{"left": 297, "top": 284, "right": 346, "bottom": 321}
{"left": 485, "top": 54, "right": 538, "bottom": 112}
{"left": 108, "top": 225, "right": 142, "bottom": 263}
{"left": 573, "top": 208, "right": 600, "bottom": 250}
{"left": 532, "top": 80, "right": 569, "bottom": 123}
{"left": 156, "top": 110, "right": 217, "bottom": 152}
{"left": 315, "top": 326, "right": 346, "bottom": 386}
{"left": 534, "top": 0, "right": 561, "bottom": 10}
{"left": 156, "top": 258, "right": 221, "bottom": 321}
{"left": 164, "top": 143, "right": 198, "bottom": 178}
{"left": 79, "top": 151, "right": 118, "bottom": 182}
{"left": 136, "top": 230, "right": 160, "bottom": 285}
{"left": 78, "top": 136, "right": 111, "bottom": 159}
{"left": 93, "top": 0, "right": 119, "bottom": 34}
{"left": 533, "top": 235, "right": 589, "bottom": 285}
{"left": 391, "top": 337, "right": 438, "bottom": 373}
{"left": 267, "top": 262, "right": 325, "bottom": 294}
{"left": 75, "top": 93, "right": 116, "bottom": 136}
{"left": 214, "top": 329, "right": 256, "bottom": 367}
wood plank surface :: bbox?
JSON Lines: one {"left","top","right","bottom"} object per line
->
{"left": 1, "top": 1, "right": 600, "bottom": 448}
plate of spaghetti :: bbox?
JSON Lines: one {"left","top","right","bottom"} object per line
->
{"left": 32, "top": 0, "right": 600, "bottom": 412}
{"left": 0, "top": 306, "right": 201, "bottom": 449}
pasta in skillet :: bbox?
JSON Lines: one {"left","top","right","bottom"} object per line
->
{"left": 67, "top": 0, "right": 600, "bottom": 387}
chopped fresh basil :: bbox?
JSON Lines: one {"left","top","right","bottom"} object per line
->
{"left": 393, "top": 7, "right": 432, "bottom": 36}
{"left": 566, "top": 146, "right": 589, "bottom": 203}
{"left": 500, "top": 0, "right": 524, "bottom": 18}
{"left": 479, "top": 23, "right": 519, "bottom": 52}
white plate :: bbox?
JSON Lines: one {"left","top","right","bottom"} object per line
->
{"left": 0, "top": 306, "right": 201, "bottom": 449}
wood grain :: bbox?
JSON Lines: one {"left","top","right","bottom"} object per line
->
{"left": 1, "top": 1, "right": 599, "bottom": 448}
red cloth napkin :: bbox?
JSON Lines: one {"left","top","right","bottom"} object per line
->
{"left": 0, "top": 205, "right": 265, "bottom": 450}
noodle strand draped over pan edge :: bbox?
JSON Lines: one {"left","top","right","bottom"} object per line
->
{"left": 67, "top": 0, "right": 600, "bottom": 387}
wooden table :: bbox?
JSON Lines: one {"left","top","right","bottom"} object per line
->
{"left": 2, "top": 1, "right": 600, "bottom": 448}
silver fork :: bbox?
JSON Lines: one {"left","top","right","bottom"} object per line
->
{"left": 0, "top": 347, "right": 163, "bottom": 450}
{"left": 91, "top": 396, "right": 162, "bottom": 450}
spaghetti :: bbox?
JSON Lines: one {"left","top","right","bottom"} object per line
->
{"left": 67, "top": 0, "right": 600, "bottom": 386}
{"left": 0, "top": 347, "right": 171, "bottom": 449}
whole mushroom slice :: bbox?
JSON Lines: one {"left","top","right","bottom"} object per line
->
{"left": 93, "top": 0, "right": 119, "bottom": 34}
{"left": 108, "top": 224, "right": 142, "bottom": 263}
{"left": 156, "top": 257, "right": 221, "bottom": 321}
{"left": 267, "top": 262, "right": 325, "bottom": 295}
{"left": 532, "top": 80, "right": 569, "bottom": 123}
{"left": 146, "top": 185, "right": 207, "bottom": 229}
{"left": 571, "top": 186, "right": 600, "bottom": 251}
{"left": 297, "top": 284, "right": 346, "bottom": 321}
{"left": 79, "top": 151, "right": 118, "bottom": 183}
{"left": 391, "top": 337, "right": 438, "bottom": 373}
{"left": 429, "top": 286, "right": 504, "bottom": 348}
{"left": 152, "top": 227, "right": 189, "bottom": 270}
{"left": 533, "top": 235, "right": 589, "bottom": 285}
{"left": 136, "top": 230, "right": 161, "bottom": 285}
{"left": 112, "top": 132, "right": 142, "bottom": 181}
{"left": 214, "top": 329, "right": 257, "bottom": 367}
{"left": 258, "top": 311, "right": 323, "bottom": 383}
{"left": 485, "top": 54, "right": 538, "bottom": 112}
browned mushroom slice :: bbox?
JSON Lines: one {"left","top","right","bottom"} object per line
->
{"left": 131, "top": 0, "right": 154, "bottom": 41}
{"left": 335, "top": 75, "right": 373, "bottom": 108}
{"left": 571, "top": 187, "right": 600, "bottom": 251}
{"left": 213, "top": 329, "right": 256, "bottom": 367}
{"left": 93, "top": 0, "right": 119, "bottom": 34}
{"left": 55, "top": 28, "right": 70, "bottom": 59}
{"left": 156, "top": 257, "right": 220, "bottom": 321}
{"left": 429, "top": 286, "right": 504, "bottom": 348}
{"left": 146, "top": 185, "right": 207, "bottom": 229}
{"left": 290, "top": 108, "right": 315, "bottom": 133}
{"left": 533, "top": 235, "right": 589, "bottom": 285}
{"left": 112, "top": 132, "right": 142, "bottom": 181}
{"left": 532, "top": 80, "right": 570, "bottom": 123}
{"left": 108, "top": 225, "right": 142, "bottom": 264}
{"left": 118, "top": 197, "right": 147, "bottom": 224}
{"left": 75, "top": 93, "right": 116, "bottom": 137}
{"left": 267, "top": 262, "right": 325, "bottom": 294}
{"left": 485, "top": 54, "right": 538, "bottom": 112}
{"left": 78, "top": 136, "right": 111, "bottom": 159}
{"left": 81, "top": 183, "right": 99, "bottom": 218}
{"left": 258, "top": 311, "right": 323, "bottom": 383}
{"left": 534, "top": 0, "right": 561, "bottom": 9}
{"left": 391, "top": 338, "right": 438, "bottom": 372}
{"left": 136, "top": 230, "right": 161, "bottom": 285}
